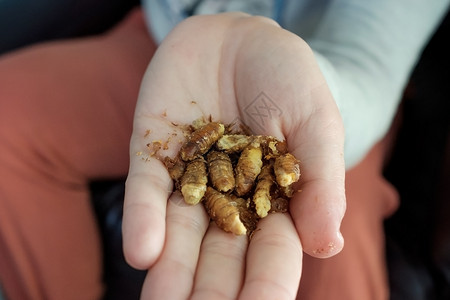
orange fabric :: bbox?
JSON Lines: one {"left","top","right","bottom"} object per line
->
{"left": 0, "top": 7, "right": 400, "bottom": 300}
{"left": 0, "top": 9, "right": 156, "bottom": 300}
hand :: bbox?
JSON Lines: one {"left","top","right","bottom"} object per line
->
{"left": 123, "top": 12, "right": 346, "bottom": 299}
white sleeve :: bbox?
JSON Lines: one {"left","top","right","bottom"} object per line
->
{"left": 141, "top": 0, "right": 186, "bottom": 44}
{"left": 141, "top": 0, "right": 276, "bottom": 44}
{"left": 308, "top": 0, "right": 449, "bottom": 169}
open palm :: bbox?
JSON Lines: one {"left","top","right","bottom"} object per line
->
{"left": 123, "top": 13, "right": 346, "bottom": 299}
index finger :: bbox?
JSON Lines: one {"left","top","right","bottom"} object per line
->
{"left": 123, "top": 164, "right": 169, "bottom": 269}
{"left": 123, "top": 117, "right": 186, "bottom": 269}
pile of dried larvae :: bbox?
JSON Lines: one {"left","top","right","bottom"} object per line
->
{"left": 162, "top": 120, "right": 300, "bottom": 236}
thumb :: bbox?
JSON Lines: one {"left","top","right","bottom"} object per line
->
{"left": 287, "top": 84, "right": 346, "bottom": 258}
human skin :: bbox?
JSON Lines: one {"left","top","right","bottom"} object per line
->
{"left": 123, "top": 12, "right": 346, "bottom": 300}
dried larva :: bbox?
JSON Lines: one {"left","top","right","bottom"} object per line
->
{"left": 204, "top": 187, "right": 247, "bottom": 235}
{"left": 180, "top": 158, "right": 208, "bottom": 205}
{"left": 180, "top": 122, "right": 225, "bottom": 161}
{"left": 163, "top": 156, "right": 185, "bottom": 182}
{"left": 216, "top": 134, "right": 253, "bottom": 153}
{"left": 207, "top": 151, "right": 235, "bottom": 192}
{"left": 235, "top": 141, "right": 263, "bottom": 196}
{"left": 230, "top": 195, "right": 258, "bottom": 234}
{"left": 269, "top": 197, "right": 289, "bottom": 213}
{"left": 191, "top": 115, "right": 208, "bottom": 130}
{"left": 280, "top": 184, "right": 295, "bottom": 198}
{"left": 253, "top": 162, "right": 274, "bottom": 218}
{"left": 258, "top": 136, "right": 288, "bottom": 159}
{"left": 274, "top": 153, "right": 300, "bottom": 187}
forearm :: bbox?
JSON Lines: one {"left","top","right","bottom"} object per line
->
{"left": 309, "top": 0, "right": 449, "bottom": 168}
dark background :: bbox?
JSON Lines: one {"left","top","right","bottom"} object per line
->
{"left": 384, "top": 9, "right": 450, "bottom": 300}
{"left": 0, "top": 2, "right": 449, "bottom": 299}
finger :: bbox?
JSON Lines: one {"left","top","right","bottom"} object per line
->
{"left": 191, "top": 223, "right": 248, "bottom": 300}
{"left": 122, "top": 158, "right": 171, "bottom": 269}
{"left": 123, "top": 117, "right": 187, "bottom": 269}
{"left": 239, "top": 213, "right": 302, "bottom": 300}
{"left": 288, "top": 85, "right": 346, "bottom": 258}
{"left": 140, "top": 192, "right": 209, "bottom": 300}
